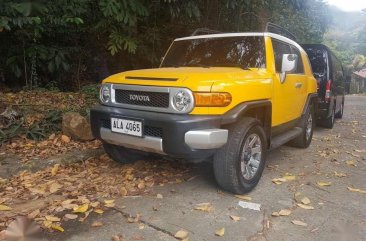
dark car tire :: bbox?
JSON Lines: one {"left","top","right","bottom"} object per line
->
{"left": 322, "top": 106, "right": 335, "bottom": 129}
{"left": 289, "top": 105, "right": 314, "bottom": 148}
{"left": 213, "top": 118, "right": 267, "bottom": 194}
{"left": 335, "top": 101, "right": 344, "bottom": 119}
{"left": 103, "top": 143, "right": 146, "bottom": 164}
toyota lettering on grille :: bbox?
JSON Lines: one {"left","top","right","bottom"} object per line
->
{"left": 129, "top": 94, "right": 151, "bottom": 102}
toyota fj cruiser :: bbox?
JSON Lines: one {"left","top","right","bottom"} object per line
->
{"left": 91, "top": 26, "right": 318, "bottom": 194}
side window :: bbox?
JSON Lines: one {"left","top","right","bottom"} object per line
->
{"left": 272, "top": 40, "right": 292, "bottom": 73}
{"left": 290, "top": 46, "right": 304, "bottom": 74}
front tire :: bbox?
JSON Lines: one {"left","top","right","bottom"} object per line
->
{"left": 213, "top": 118, "right": 267, "bottom": 194}
{"left": 103, "top": 143, "right": 147, "bottom": 164}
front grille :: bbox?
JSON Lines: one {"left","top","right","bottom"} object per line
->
{"left": 101, "top": 119, "right": 163, "bottom": 138}
{"left": 115, "top": 89, "right": 169, "bottom": 108}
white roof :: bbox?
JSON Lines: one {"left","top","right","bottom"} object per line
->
{"left": 175, "top": 32, "right": 303, "bottom": 51}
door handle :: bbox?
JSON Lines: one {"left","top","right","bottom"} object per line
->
{"left": 295, "top": 83, "right": 302, "bottom": 88}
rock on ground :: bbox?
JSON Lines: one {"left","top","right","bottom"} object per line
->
{"left": 62, "top": 112, "right": 94, "bottom": 141}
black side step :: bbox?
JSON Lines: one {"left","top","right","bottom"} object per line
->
{"left": 270, "top": 127, "right": 302, "bottom": 150}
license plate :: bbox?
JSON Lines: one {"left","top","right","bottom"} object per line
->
{"left": 111, "top": 118, "right": 143, "bottom": 137}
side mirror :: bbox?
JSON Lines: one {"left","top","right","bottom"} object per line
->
{"left": 280, "top": 54, "right": 298, "bottom": 83}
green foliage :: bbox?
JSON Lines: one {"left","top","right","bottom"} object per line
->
{"left": 1, "top": 0, "right": 332, "bottom": 89}
{"left": 0, "top": 110, "right": 62, "bottom": 143}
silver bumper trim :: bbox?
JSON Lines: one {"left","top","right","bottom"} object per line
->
{"left": 185, "top": 129, "right": 228, "bottom": 149}
{"left": 100, "top": 128, "right": 164, "bottom": 154}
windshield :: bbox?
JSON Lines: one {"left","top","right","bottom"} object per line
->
{"left": 161, "top": 36, "right": 266, "bottom": 69}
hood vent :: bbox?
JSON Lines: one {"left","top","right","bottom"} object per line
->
{"left": 125, "top": 76, "right": 178, "bottom": 81}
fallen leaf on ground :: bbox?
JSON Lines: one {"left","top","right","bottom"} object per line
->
{"left": 174, "top": 230, "right": 189, "bottom": 240}
{"left": 65, "top": 214, "right": 78, "bottom": 220}
{"left": 51, "top": 164, "right": 60, "bottom": 176}
{"left": 301, "top": 197, "right": 311, "bottom": 205}
{"left": 94, "top": 209, "right": 104, "bottom": 214}
{"left": 334, "top": 171, "right": 347, "bottom": 177}
{"left": 271, "top": 212, "right": 280, "bottom": 217}
{"left": 112, "top": 235, "right": 121, "bottom": 241}
{"left": 215, "top": 227, "right": 225, "bottom": 237}
{"left": 45, "top": 216, "right": 61, "bottom": 222}
{"left": 51, "top": 225, "right": 64, "bottom": 232}
{"left": 91, "top": 221, "right": 104, "bottom": 227}
{"left": 104, "top": 200, "right": 115, "bottom": 204}
{"left": 49, "top": 182, "right": 62, "bottom": 193}
{"left": 0, "top": 204, "right": 12, "bottom": 211}
{"left": 194, "top": 202, "right": 213, "bottom": 212}
{"left": 347, "top": 187, "right": 366, "bottom": 194}
{"left": 297, "top": 203, "right": 314, "bottom": 210}
{"left": 278, "top": 209, "right": 292, "bottom": 216}
{"left": 234, "top": 195, "right": 252, "bottom": 201}
{"left": 291, "top": 220, "right": 308, "bottom": 227}
{"left": 272, "top": 178, "right": 287, "bottom": 184}
{"left": 230, "top": 215, "right": 241, "bottom": 221}
{"left": 73, "top": 204, "right": 89, "bottom": 213}
{"left": 283, "top": 174, "right": 296, "bottom": 181}
{"left": 61, "top": 135, "right": 70, "bottom": 143}
{"left": 317, "top": 181, "right": 331, "bottom": 187}
{"left": 346, "top": 160, "right": 357, "bottom": 167}
{"left": 156, "top": 194, "right": 163, "bottom": 199}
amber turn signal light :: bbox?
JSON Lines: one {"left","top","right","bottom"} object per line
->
{"left": 194, "top": 92, "right": 232, "bottom": 107}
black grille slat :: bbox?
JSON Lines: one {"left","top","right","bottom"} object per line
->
{"left": 115, "top": 89, "right": 169, "bottom": 108}
{"left": 101, "top": 119, "right": 163, "bottom": 138}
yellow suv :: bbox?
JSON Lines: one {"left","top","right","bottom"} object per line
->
{"left": 91, "top": 30, "right": 317, "bottom": 194}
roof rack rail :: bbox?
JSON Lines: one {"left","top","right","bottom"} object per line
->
{"left": 265, "top": 22, "right": 297, "bottom": 42}
{"left": 191, "top": 28, "right": 221, "bottom": 36}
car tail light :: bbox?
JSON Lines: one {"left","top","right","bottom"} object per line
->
{"left": 325, "top": 80, "right": 332, "bottom": 103}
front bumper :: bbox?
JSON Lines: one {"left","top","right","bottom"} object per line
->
{"left": 90, "top": 105, "right": 228, "bottom": 160}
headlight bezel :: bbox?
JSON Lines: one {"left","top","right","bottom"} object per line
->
{"left": 170, "top": 88, "right": 194, "bottom": 113}
{"left": 99, "top": 84, "right": 111, "bottom": 104}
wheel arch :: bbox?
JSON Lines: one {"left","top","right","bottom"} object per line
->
{"left": 221, "top": 100, "right": 272, "bottom": 145}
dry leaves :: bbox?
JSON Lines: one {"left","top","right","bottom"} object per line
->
{"left": 234, "top": 195, "right": 252, "bottom": 201}
{"left": 272, "top": 174, "right": 296, "bottom": 185}
{"left": 194, "top": 203, "right": 213, "bottom": 212}
{"left": 317, "top": 181, "right": 331, "bottom": 187}
{"left": 91, "top": 221, "right": 104, "bottom": 227}
{"left": 347, "top": 187, "right": 366, "bottom": 194}
{"left": 301, "top": 197, "right": 311, "bottom": 205}
{"left": 292, "top": 220, "right": 308, "bottom": 227}
{"left": 346, "top": 160, "right": 357, "bottom": 167}
{"left": 174, "top": 230, "right": 189, "bottom": 240}
{"left": 297, "top": 204, "right": 315, "bottom": 210}
{"left": 0, "top": 204, "right": 12, "bottom": 211}
{"left": 334, "top": 171, "right": 347, "bottom": 177}
{"left": 230, "top": 215, "right": 241, "bottom": 222}
{"left": 215, "top": 227, "right": 225, "bottom": 237}
{"left": 272, "top": 209, "right": 291, "bottom": 217}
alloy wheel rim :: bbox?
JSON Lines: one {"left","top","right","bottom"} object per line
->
{"left": 306, "top": 113, "right": 313, "bottom": 141}
{"left": 240, "top": 133, "right": 262, "bottom": 180}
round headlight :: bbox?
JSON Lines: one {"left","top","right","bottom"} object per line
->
{"left": 100, "top": 85, "right": 110, "bottom": 103}
{"left": 172, "top": 90, "right": 192, "bottom": 112}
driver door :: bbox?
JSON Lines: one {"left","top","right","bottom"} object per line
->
{"left": 271, "top": 39, "right": 306, "bottom": 126}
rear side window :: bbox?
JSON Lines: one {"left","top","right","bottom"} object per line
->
{"left": 302, "top": 46, "right": 329, "bottom": 80}
{"left": 272, "top": 39, "right": 304, "bottom": 74}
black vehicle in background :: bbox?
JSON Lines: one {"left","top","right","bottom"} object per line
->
{"left": 302, "top": 44, "right": 345, "bottom": 129}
